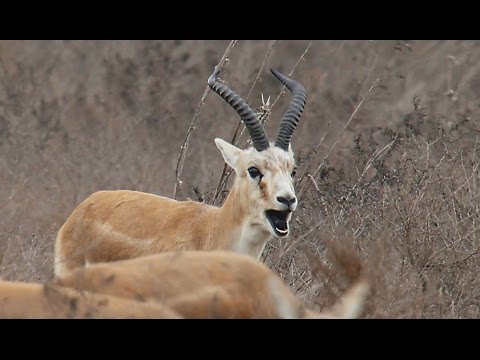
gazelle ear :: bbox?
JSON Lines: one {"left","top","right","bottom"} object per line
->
{"left": 215, "top": 138, "right": 242, "bottom": 174}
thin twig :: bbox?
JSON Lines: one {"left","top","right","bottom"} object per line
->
{"left": 173, "top": 40, "right": 238, "bottom": 199}
{"left": 421, "top": 245, "right": 480, "bottom": 275}
{"left": 353, "top": 135, "right": 398, "bottom": 193}
{"left": 231, "top": 40, "right": 278, "bottom": 147}
{"left": 270, "top": 42, "right": 313, "bottom": 116}
{"left": 290, "top": 42, "right": 345, "bottom": 194}
{"left": 236, "top": 41, "right": 313, "bottom": 143}
{"left": 296, "top": 120, "right": 332, "bottom": 187}
{"left": 337, "top": 134, "right": 398, "bottom": 219}
{"left": 307, "top": 174, "right": 321, "bottom": 193}
{"left": 298, "top": 78, "right": 380, "bottom": 199}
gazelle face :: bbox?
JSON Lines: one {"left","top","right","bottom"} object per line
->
{"left": 209, "top": 67, "right": 306, "bottom": 239}
{"left": 215, "top": 138, "right": 297, "bottom": 238}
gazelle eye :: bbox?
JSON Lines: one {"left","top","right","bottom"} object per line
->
{"left": 248, "top": 167, "right": 262, "bottom": 179}
{"left": 291, "top": 169, "right": 297, "bottom": 177}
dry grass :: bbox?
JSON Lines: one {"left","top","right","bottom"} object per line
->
{"left": 2, "top": 40, "right": 480, "bottom": 318}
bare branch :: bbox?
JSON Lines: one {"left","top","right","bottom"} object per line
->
{"left": 298, "top": 78, "right": 380, "bottom": 199}
{"left": 173, "top": 40, "right": 239, "bottom": 199}
{"left": 236, "top": 42, "right": 313, "bottom": 143}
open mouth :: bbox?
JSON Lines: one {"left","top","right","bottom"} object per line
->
{"left": 265, "top": 210, "right": 291, "bottom": 237}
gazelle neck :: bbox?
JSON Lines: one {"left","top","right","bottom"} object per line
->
{"left": 214, "top": 177, "right": 272, "bottom": 259}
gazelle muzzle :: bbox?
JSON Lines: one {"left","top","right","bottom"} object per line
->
{"left": 266, "top": 210, "right": 292, "bottom": 237}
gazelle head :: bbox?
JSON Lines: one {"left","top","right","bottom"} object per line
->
{"left": 208, "top": 68, "right": 307, "bottom": 238}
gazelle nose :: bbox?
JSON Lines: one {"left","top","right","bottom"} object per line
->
{"left": 277, "top": 196, "right": 297, "bottom": 208}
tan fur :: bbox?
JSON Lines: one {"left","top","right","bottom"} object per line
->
{"left": 53, "top": 250, "right": 369, "bottom": 319}
{"left": 0, "top": 279, "right": 181, "bottom": 319}
{"left": 55, "top": 144, "right": 298, "bottom": 276}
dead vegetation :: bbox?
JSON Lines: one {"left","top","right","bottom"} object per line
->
{"left": 1, "top": 40, "right": 480, "bottom": 318}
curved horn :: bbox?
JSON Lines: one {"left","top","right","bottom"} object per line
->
{"left": 270, "top": 69, "right": 307, "bottom": 151}
{"left": 208, "top": 69, "right": 270, "bottom": 152}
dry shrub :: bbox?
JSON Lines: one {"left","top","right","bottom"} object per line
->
{"left": 263, "top": 96, "right": 480, "bottom": 318}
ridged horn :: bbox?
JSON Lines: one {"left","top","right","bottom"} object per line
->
{"left": 208, "top": 69, "right": 270, "bottom": 152}
{"left": 270, "top": 69, "right": 307, "bottom": 151}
